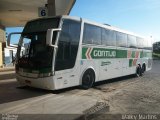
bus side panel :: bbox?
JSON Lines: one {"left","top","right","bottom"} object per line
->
{"left": 143, "top": 49, "right": 152, "bottom": 71}
{"left": 126, "top": 49, "right": 136, "bottom": 75}
{"left": 99, "top": 58, "right": 122, "bottom": 81}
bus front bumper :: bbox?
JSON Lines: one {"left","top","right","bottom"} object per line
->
{"left": 16, "top": 74, "right": 55, "bottom": 90}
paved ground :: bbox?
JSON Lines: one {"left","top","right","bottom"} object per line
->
{"left": 0, "top": 60, "right": 160, "bottom": 120}
{"left": 0, "top": 71, "right": 15, "bottom": 80}
{"left": 92, "top": 60, "right": 160, "bottom": 120}
{"left": 0, "top": 66, "right": 14, "bottom": 72}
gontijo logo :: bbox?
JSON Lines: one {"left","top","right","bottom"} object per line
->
{"left": 82, "top": 47, "right": 116, "bottom": 59}
{"left": 93, "top": 50, "right": 116, "bottom": 57}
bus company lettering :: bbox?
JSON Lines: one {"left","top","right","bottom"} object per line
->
{"left": 93, "top": 50, "right": 116, "bottom": 58}
{"left": 83, "top": 47, "right": 117, "bottom": 59}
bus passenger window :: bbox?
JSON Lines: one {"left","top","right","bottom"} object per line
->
{"left": 116, "top": 32, "right": 127, "bottom": 47}
{"left": 137, "top": 37, "right": 144, "bottom": 49}
{"left": 102, "top": 29, "right": 116, "bottom": 46}
{"left": 127, "top": 35, "right": 137, "bottom": 48}
{"left": 83, "top": 24, "right": 102, "bottom": 45}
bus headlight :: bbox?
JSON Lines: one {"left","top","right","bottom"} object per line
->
{"left": 44, "top": 73, "right": 51, "bottom": 77}
{"left": 32, "top": 70, "right": 39, "bottom": 74}
{"left": 38, "top": 73, "right": 44, "bottom": 78}
{"left": 38, "top": 73, "right": 51, "bottom": 78}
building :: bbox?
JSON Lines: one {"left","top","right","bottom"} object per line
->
{"left": 0, "top": 0, "right": 76, "bottom": 67}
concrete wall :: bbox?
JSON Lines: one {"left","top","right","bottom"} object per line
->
{"left": 0, "top": 31, "right": 5, "bottom": 43}
{"left": 0, "top": 25, "right": 5, "bottom": 68}
{"left": 0, "top": 43, "right": 2, "bottom": 67}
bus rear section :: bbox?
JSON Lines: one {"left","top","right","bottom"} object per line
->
{"left": 79, "top": 20, "right": 152, "bottom": 89}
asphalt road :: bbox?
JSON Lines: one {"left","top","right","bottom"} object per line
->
{"left": 0, "top": 60, "right": 160, "bottom": 120}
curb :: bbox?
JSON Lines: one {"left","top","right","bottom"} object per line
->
{"left": 0, "top": 67, "right": 15, "bottom": 72}
{"left": 0, "top": 71, "right": 16, "bottom": 80}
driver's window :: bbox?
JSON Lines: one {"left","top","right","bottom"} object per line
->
{"left": 22, "top": 37, "right": 31, "bottom": 57}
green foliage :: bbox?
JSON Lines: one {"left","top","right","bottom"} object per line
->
{"left": 153, "top": 52, "right": 160, "bottom": 59}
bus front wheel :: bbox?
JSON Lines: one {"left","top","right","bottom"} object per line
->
{"left": 81, "top": 69, "right": 95, "bottom": 90}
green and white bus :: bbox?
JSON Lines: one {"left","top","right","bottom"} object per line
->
{"left": 8, "top": 15, "right": 152, "bottom": 90}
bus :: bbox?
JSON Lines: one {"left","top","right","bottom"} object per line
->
{"left": 7, "top": 15, "right": 152, "bottom": 90}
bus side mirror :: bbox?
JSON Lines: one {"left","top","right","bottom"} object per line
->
{"left": 7, "top": 32, "right": 22, "bottom": 48}
{"left": 46, "top": 28, "right": 61, "bottom": 47}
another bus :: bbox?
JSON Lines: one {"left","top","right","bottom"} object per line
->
{"left": 8, "top": 15, "right": 152, "bottom": 90}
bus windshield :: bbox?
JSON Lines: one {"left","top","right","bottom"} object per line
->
{"left": 17, "top": 18, "right": 60, "bottom": 69}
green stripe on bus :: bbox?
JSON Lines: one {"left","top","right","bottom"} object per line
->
{"left": 82, "top": 47, "right": 126, "bottom": 59}
{"left": 140, "top": 51, "right": 152, "bottom": 58}
{"left": 129, "top": 59, "right": 133, "bottom": 67}
{"left": 82, "top": 47, "right": 88, "bottom": 59}
{"left": 82, "top": 47, "right": 152, "bottom": 59}
{"left": 132, "top": 51, "right": 136, "bottom": 58}
{"left": 143, "top": 52, "right": 152, "bottom": 58}
{"left": 140, "top": 51, "right": 143, "bottom": 58}
{"left": 116, "top": 50, "right": 127, "bottom": 58}
{"left": 91, "top": 48, "right": 116, "bottom": 59}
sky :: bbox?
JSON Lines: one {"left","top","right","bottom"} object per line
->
{"left": 6, "top": 0, "right": 160, "bottom": 43}
{"left": 6, "top": 27, "right": 23, "bottom": 44}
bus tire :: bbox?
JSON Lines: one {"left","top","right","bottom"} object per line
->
{"left": 141, "top": 64, "right": 146, "bottom": 75}
{"left": 81, "top": 69, "right": 95, "bottom": 90}
{"left": 135, "top": 65, "right": 142, "bottom": 77}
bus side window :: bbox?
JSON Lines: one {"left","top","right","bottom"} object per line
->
{"left": 147, "top": 39, "right": 152, "bottom": 50}
{"left": 127, "top": 35, "right": 137, "bottom": 48}
{"left": 102, "top": 29, "right": 116, "bottom": 46}
{"left": 116, "top": 32, "right": 127, "bottom": 47}
{"left": 143, "top": 39, "right": 148, "bottom": 50}
{"left": 83, "top": 24, "right": 101, "bottom": 45}
{"left": 137, "top": 37, "right": 144, "bottom": 49}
